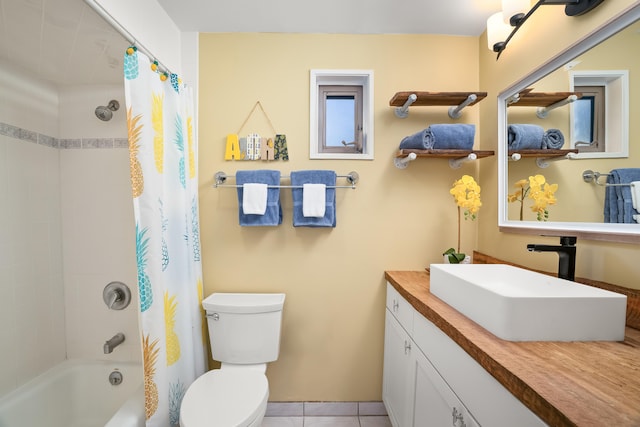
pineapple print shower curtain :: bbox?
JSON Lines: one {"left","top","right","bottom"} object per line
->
{"left": 124, "top": 48, "right": 206, "bottom": 427}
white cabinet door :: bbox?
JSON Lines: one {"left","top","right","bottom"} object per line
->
{"left": 413, "top": 348, "right": 479, "bottom": 427}
{"left": 383, "top": 309, "right": 416, "bottom": 427}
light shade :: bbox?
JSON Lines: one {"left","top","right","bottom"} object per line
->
{"left": 487, "top": 12, "right": 513, "bottom": 51}
{"left": 502, "top": 0, "right": 531, "bottom": 25}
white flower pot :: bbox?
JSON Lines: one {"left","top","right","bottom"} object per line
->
{"left": 443, "top": 254, "right": 471, "bottom": 264}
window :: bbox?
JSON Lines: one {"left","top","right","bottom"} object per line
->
{"left": 572, "top": 86, "right": 605, "bottom": 153}
{"left": 570, "top": 70, "right": 628, "bottom": 159}
{"left": 310, "top": 70, "right": 374, "bottom": 160}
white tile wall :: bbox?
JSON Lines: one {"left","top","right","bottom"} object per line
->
{"left": 0, "top": 134, "right": 66, "bottom": 396}
{"left": 0, "top": 76, "right": 138, "bottom": 398}
{"left": 60, "top": 144, "right": 138, "bottom": 361}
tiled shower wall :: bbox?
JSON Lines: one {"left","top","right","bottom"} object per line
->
{"left": 0, "top": 67, "right": 139, "bottom": 397}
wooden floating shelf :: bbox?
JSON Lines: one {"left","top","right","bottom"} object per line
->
{"left": 396, "top": 149, "right": 495, "bottom": 159}
{"left": 508, "top": 149, "right": 578, "bottom": 158}
{"left": 509, "top": 91, "right": 583, "bottom": 107}
{"left": 389, "top": 91, "right": 487, "bottom": 107}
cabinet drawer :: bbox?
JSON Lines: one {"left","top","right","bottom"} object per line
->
{"left": 386, "top": 283, "right": 413, "bottom": 333}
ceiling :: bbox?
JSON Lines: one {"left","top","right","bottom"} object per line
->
{"left": 0, "top": 0, "right": 501, "bottom": 87}
{"left": 156, "top": 0, "right": 502, "bottom": 36}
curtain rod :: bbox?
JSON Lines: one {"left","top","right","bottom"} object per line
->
{"left": 83, "top": 0, "right": 174, "bottom": 76}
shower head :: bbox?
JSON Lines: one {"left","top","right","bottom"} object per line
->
{"left": 95, "top": 100, "right": 120, "bottom": 121}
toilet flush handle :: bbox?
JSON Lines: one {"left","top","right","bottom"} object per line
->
{"left": 207, "top": 313, "right": 220, "bottom": 321}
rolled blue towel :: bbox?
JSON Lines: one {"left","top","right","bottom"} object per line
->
{"left": 542, "top": 129, "right": 565, "bottom": 149}
{"left": 236, "top": 170, "right": 283, "bottom": 226}
{"left": 290, "top": 170, "right": 336, "bottom": 228}
{"left": 399, "top": 128, "right": 429, "bottom": 150}
{"left": 400, "top": 124, "right": 475, "bottom": 150}
{"left": 507, "top": 124, "right": 544, "bottom": 150}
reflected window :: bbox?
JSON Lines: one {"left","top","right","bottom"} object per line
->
{"left": 570, "top": 70, "right": 628, "bottom": 159}
{"left": 573, "top": 86, "right": 605, "bottom": 153}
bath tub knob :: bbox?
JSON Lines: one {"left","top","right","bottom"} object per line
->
{"left": 103, "top": 281, "right": 131, "bottom": 310}
{"left": 109, "top": 370, "right": 123, "bottom": 385}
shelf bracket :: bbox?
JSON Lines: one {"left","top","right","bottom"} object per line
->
{"left": 449, "top": 153, "right": 477, "bottom": 169}
{"left": 394, "top": 152, "right": 417, "bottom": 169}
{"left": 448, "top": 94, "right": 477, "bottom": 119}
{"left": 536, "top": 95, "right": 578, "bottom": 119}
{"left": 506, "top": 93, "right": 521, "bottom": 105}
{"left": 536, "top": 152, "right": 577, "bottom": 168}
{"left": 394, "top": 93, "right": 417, "bottom": 118}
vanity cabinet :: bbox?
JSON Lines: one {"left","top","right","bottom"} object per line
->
{"left": 383, "top": 284, "right": 415, "bottom": 427}
{"left": 383, "top": 283, "right": 547, "bottom": 427}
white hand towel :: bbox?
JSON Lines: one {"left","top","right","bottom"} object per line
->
{"left": 631, "top": 182, "right": 640, "bottom": 211}
{"left": 302, "top": 183, "right": 326, "bottom": 217}
{"left": 242, "top": 183, "right": 268, "bottom": 215}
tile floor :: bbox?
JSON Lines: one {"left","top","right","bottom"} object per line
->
{"left": 260, "top": 402, "right": 392, "bottom": 427}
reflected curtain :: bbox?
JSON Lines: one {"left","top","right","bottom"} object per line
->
{"left": 123, "top": 48, "right": 206, "bottom": 426}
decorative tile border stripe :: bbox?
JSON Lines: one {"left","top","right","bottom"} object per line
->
{"left": 0, "top": 122, "right": 127, "bottom": 149}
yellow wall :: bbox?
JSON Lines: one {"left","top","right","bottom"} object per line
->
{"left": 198, "top": 0, "right": 640, "bottom": 403}
{"left": 478, "top": 0, "right": 640, "bottom": 289}
{"left": 198, "top": 33, "right": 481, "bottom": 400}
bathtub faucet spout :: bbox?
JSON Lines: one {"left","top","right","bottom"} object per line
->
{"left": 104, "top": 333, "right": 125, "bottom": 354}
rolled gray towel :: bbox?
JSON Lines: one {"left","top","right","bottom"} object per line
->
{"left": 507, "top": 124, "right": 544, "bottom": 150}
{"left": 542, "top": 129, "right": 565, "bottom": 149}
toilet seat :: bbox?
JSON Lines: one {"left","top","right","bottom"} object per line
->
{"left": 180, "top": 369, "right": 269, "bottom": 427}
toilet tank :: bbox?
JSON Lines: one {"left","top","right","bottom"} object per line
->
{"left": 203, "top": 293, "right": 285, "bottom": 364}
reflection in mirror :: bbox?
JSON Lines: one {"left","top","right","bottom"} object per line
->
{"left": 498, "top": 4, "right": 640, "bottom": 241}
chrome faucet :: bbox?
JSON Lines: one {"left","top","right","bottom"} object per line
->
{"left": 104, "top": 333, "right": 125, "bottom": 354}
{"left": 526, "top": 236, "right": 577, "bottom": 281}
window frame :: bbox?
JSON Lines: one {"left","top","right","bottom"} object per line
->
{"left": 310, "top": 69, "right": 374, "bottom": 160}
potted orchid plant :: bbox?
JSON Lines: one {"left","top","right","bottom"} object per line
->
{"left": 443, "top": 175, "right": 481, "bottom": 264}
{"left": 508, "top": 174, "right": 558, "bottom": 221}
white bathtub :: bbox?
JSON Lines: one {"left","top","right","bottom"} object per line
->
{"left": 0, "top": 359, "right": 144, "bottom": 427}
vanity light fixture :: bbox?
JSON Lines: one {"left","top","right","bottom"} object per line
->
{"left": 489, "top": 0, "right": 605, "bottom": 59}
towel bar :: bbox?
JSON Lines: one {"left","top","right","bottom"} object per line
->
{"left": 582, "top": 169, "right": 631, "bottom": 187}
{"left": 213, "top": 171, "right": 359, "bottom": 189}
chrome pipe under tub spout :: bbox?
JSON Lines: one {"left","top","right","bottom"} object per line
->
{"left": 104, "top": 333, "right": 125, "bottom": 354}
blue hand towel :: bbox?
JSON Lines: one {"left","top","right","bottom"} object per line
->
{"left": 399, "top": 124, "right": 475, "bottom": 150}
{"left": 236, "top": 170, "right": 282, "bottom": 226}
{"left": 290, "top": 170, "right": 336, "bottom": 228}
{"left": 542, "top": 129, "right": 565, "bottom": 149}
{"left": 608, "top": 169, "right": 640, "bottom": 224}
{"left": 507, "top": 124, "right": 544, "bottom": 150}
{"left": 604, "top": 174, "right": 617, "bottom": 223}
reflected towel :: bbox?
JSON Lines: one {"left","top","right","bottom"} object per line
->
{"left": 399, "top": 124, "right": 475, "bottom": 150}
{"left": 604, "top": 169, "right": 640, "bottom": 223}
{"left": 303, "top": 184, "right": 326, "bottom": 217}
{"left": 242, "top": 183, "right": 268, "bottom": 215}
{"left": 631, "top": 182, "right": 640, "bottom": 211}
{"left": 507, "top": 124, "right": 544, "bottom": 150}
{"left": 291, "top": 170, "right": 336, "bottom": 227}
{"left": 542, "top": 129, "right": 565, "bottom": 149}
{"left": 236, "top": 170, "right": 282, "bottom": 226}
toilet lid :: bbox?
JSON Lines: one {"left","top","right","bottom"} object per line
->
{"left": 180, "top": 370, "right": 269, "bottom": 427}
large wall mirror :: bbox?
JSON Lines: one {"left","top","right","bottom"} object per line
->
{"left": 498, "top": 3, "right": 640, "bottom": 243}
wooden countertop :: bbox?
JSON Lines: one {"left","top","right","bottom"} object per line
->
{"left": 384, "top": 270, "right": 640, "bottom": 427}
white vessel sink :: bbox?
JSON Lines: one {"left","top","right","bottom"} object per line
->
{"left": 430, "top": 264, "right": 627, "bottom": 341}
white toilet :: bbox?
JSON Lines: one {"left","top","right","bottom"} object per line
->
{"left": 180, "top": 293, "right": 286, "bottom": 427}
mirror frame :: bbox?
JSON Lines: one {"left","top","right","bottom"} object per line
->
{"left": 498, "top": 3, "right": 640, "bottom": 244}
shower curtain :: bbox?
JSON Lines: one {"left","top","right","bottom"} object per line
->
{"left": 124, "top": 48, "right": 206, "bottom": 427}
